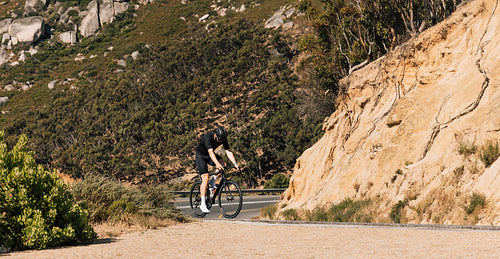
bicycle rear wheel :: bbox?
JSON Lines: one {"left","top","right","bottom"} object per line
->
{"left": 189, "top": 181, "right": 207, "bottom": 218}
{"left": 218, "top": 180, "right": 243, "bottom": 219}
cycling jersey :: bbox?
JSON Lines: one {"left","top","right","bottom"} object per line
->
{"left": 195, "top": 132, "right": 230, "bottom": 174}
{"left": 196, "top": 132, "right": 230, "bottom": 155}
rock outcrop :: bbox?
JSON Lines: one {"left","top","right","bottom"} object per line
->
{"left": 79, "top": 0, "right": 130, "bottom": 37}
{"left": 8, "top": 16, "right": 45, "bottom": 43}
{"left": 282, "top": 0, "right": 500, "bottom": 225}
{"left": 24, "top": 0, "right": 46, "bottom": 14}
{"left": 265, "top": 5, "right": 295, "bottom": 29}
{"left": 80, "top": 0, "right": 100, "bottom": 37}
{"left": 59, "top": 31, "right": 77, "bottom": 44}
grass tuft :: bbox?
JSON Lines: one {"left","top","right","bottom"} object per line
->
{"left": 479, "top": 141, "right": 499, "bottom": 168}
{"left": 456, "top": 135, "right": 478, "bottom": 156}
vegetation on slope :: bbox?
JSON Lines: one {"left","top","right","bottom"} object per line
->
{"left": 0, "top": 0, "right": 324, "bottom": 186}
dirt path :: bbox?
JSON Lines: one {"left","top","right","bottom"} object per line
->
{"left": 7, "top": 220, "right": 500, "bottom": 258}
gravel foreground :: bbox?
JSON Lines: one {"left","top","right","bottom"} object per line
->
{"left": 7, "top": 220, "right": 500, "bottom": 258}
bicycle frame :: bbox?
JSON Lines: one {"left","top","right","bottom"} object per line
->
{"left": 205, "top": 170, "right": 227, "bottom": 204}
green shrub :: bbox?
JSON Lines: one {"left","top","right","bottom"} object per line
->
{"left": 260, "top": 203, "right": 278, "bottom": 219}
{"left": 480, "top": 141, "right": 499, "bottom": 168}
{"left": 390, "top": 200, "right": 407, "bottom": 223}
{"left": 0, "top": 132, "right": 96, "bottom": 252}
{"left": 304, "top": 198, "right": 373, "bottom": 222}
{"left": 70, "top": 174, "right": 186, "bottom": 225}
{"left": 463, "top": 192, "right": 486, "bottom": 215}
{"left": 328, "top": 198, "right": 373, "bottom": 222}
{"left": 281, "top": 208, "right": 300, "bottom": 221}
{"left": 264, "top": 173, "right": 289, "bottom": 189}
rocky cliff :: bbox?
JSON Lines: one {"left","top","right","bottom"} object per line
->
{"left": 281, "top": 0, "right": 500, "bottom": 225}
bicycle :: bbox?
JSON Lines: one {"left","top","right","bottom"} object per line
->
{"left": 189, "top": 167, "right": 243, "bottom": 219}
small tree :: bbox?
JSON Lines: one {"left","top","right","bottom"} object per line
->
{"left": 264, "top": 173, "right": 290, "bottom": 189}
{"left": 0, "top": 132, "right": 96, "bottom": 252}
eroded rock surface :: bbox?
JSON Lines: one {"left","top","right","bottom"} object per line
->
{"left": 282, "top": 0, "right": 500, "bottom": 225}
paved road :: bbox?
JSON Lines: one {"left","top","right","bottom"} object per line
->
{"left": 174, "top": 194, "right": 280, "bottom": 220}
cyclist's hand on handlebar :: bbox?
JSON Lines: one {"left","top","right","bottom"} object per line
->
{"left": 216, "top": 163, "right": 224, "bottom": 171}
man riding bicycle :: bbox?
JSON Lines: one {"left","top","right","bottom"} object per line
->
{"left": 195, "top": 126, "right": 239, "bottom": 213}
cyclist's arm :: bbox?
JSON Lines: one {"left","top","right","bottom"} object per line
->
{"left": 225, "top": 150, "right": 239, "bottom": 169}
{"left": 208, "top": 148, "right": 224, "bottom": 170}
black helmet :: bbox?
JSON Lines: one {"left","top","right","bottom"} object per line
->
{"left": 214, "top": 126, "right": 228, "bottom": 141}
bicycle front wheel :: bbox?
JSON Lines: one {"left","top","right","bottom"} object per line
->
{"left": 189, "top": 181, "right": 207, "bottom": 218}
{"left": 218, "top": 180, "right": 243, "bottom": 218}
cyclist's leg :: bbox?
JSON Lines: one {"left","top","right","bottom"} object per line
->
{"left": 196, "top": 153, "right": 210, "bottom": 213}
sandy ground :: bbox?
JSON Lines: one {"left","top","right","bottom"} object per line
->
{"left": 6, "top": 220, "right": 500, "bottom": 258}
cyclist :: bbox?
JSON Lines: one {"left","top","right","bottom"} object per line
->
{"left": 195, "top": 126, "right": 239, "bottom": 213}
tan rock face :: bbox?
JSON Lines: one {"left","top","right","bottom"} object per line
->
{"left": 282, "top": 0, "right": 500, "bottom": 225}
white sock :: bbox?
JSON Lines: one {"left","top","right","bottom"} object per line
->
{"left": 200, "top": 196, "right": 209, "bottom": 213}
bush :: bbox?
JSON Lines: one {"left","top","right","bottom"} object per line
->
{"left": 264, "top": 173, "right": 289, "bottom": 189}
{"left": 464, "top": 192, "right": 486, "bottom": 215}
{"left": 0, "top": 132, "right": 96, "bottom": 252}
{"left": 70, "top": 174, "right": 186, "bottom": 225}
{"left": 390, "top": 200, "right": 407, "bottom": 223}
{"left": 260, "top": 203, "right": 278, "bottom": 219}
{"left": 327, "top": 198, "right": 373, "bottom": 222}
{"left": 480, "top": 141, "right": 499, "bottom": 168}
{"left": 281, "top": 208, "right": 300, "bottom": 221}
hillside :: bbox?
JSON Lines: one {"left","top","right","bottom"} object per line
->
{"left": 280, "top": 0, "right": 500, "bottom": 225}
{"left": 0, "top": 0, "right": 323, "bottom": 186}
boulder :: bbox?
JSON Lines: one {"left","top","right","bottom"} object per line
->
{"left": 59, "top": 31, "right": 77, "bottom": 44}
{"left": 99, "top": 0, "right": 115, "bottom": 24}
{"left": 284, "top": 7, "right": 295, "bottom": 18}
{"left": 117, "top": 59, "right": 126, "bottom": 67}
{"left": 0, "top": 48, "right": 7, "bottom": 65}
{"left": 79, "top": 0, "right": 99, "bottom": 37}
{"left": 59, "top": 7, "right": 78, "bottom": 24}
{"left": 48, "top": 79, "right": 58, "bottom": 89}
{"left": 8, "top": 16, "right": 46, "bottom": 43}
{"left": 265, "top": 15, "right": 284, "bottom": 29}
{"left": 4, "top": 84, "right": 15, "bottom": 91}
{"left": 131, "top": 51, "right": 139, "bottom": 60}
{"left": 18, "top": 51, "right": 26, "bottom": 62}
{"left": 114, "top": 1, "right": 129, "bottom": 15}
{"left": 10, "top": 36, "right": 18, "bottom": 45}
{"left": 0, "top": 97, "right": 8, "bottom": 106}
{"left": 199, "top": 14, "right": 209, "bottom": 22}
{"left": 0, "top": 19, "right": 12, "bottom": 34}
{"left": 1, "top": 33, "right": 9, "bottom": 44}
{"left": 24, "top": 0, "right": 46, "bottom": 14}
{"left": 283, "top": 22, "right": 294, "bottom": 30}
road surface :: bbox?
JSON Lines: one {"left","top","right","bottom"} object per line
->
{"left": 174, "top": 194, "right": 280, "bottom": 220}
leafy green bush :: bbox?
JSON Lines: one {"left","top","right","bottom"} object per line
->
{"left": 264, "top": 173, "right": 289, "bottom": 189}
{"left": 390, "top": 200, "right": 407, "bottom": 223}
{"left": 70, "top": 174, "right": 186, "bottom": 225}
{"left": 463, "top": 192, "right": 486, "bottom": 215}
{"left": 0, "top": 132, "right": 96, "bottom": 252}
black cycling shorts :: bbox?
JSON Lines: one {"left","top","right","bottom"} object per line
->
{"left": 195, "top": 152, "right": 222, "bottom": 175}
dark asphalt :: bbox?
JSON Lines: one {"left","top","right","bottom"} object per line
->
{"left": 175, "top": 194, "right": 281, "bottom": 220}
